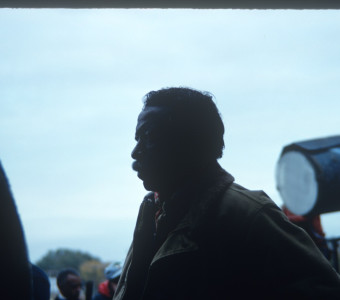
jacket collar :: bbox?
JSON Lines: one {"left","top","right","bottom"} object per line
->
{"left": 152, "top": 163, "right": 234, "bottom": 264}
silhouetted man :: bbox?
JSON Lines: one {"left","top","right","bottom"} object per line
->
{"left": 114, "top": 87, "right": 340, "bottom": 299}
{"left": 56, "top": 269, "right": 82, "bottom": 300}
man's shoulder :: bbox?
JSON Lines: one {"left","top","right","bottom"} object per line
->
{"left": 216, "top": 182, "right": 279, "bottom": 219}
{"left": 226, "top": 182, "right": 273, "bottom": 205}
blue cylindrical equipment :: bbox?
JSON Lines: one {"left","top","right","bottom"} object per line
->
{"left": 276, "top": 135, "right": 340, "bottom": 216}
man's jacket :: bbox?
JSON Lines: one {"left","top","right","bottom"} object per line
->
{"left": 114, "top": 164, "right": 340, "bottom": 299}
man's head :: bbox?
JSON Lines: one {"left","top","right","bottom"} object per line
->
{"left": 56, "top": 269, "right": 82, "bottom": 300}
{"left": 131, "top": 87, "right": 224, "bottom": 193}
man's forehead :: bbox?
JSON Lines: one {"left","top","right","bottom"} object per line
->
{"left": 136, "top": 106, "right": 172, "bottom": 131}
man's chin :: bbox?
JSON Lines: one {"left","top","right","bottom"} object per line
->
{"left": 142, "top": 180, "right": 155, "bottom": 191}
{"left": 140, "top": 176, "right": 160, "bottom": 192}
{"left": 134, "top": 169, "right": 160, "bottom": 191}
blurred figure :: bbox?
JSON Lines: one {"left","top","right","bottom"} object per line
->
{"left": 282, "top": 205, "right": 331, "bottom": 260}
{"left": 93, "top": 263, "right": 122, "bottom": 300}
{"left": 32, "top": 264, "right": 50, "bottom": 300}
{"left": 56, "top": 268, "right": 82, "bottom": 300}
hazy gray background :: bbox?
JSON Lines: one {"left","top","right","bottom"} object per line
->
{"left": 1, "top": 9, "right": 340, "bottom": 264}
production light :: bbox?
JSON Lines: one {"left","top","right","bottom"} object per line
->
{"left": 276, "top": 135, "right": 340, "bottom": 216}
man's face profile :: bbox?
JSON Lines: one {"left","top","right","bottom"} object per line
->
{"left": 131, "top": 106, "right": 178, "bottom": 192}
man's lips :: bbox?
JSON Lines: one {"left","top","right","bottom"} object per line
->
{"left": 132, "top": 161, "right": 145, "bottom": 180}
{"left": 132, "top": 160, "right": 140, "bottom": 172}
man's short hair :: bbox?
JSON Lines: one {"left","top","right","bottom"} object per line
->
{"left": 143, "top": 87, "right": 225, "bottom": 160}
{"left": 56, "top": 268, "right": 79, "bottom": 288}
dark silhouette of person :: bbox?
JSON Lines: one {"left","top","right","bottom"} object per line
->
{"left": 56, "top": 269, "right": 82, "bottom": 300}
{"left": 0, "top": 161, "right": 32, "bottom": 299}
{"left": 114, "top": 87, "right": 340, "bottom": 300}
{"left": 1, "top": 162, "right": 51, "bottom": 300}
{"left": 32, "top": 264, "right": 51, "bottom": 300}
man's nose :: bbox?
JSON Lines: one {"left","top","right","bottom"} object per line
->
{"left": 131, "top": 143, "right": 140, "bottom": 159}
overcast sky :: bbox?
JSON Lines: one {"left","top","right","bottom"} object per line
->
{"left": 1, "top": 8, "right": 340, "bottom": 264}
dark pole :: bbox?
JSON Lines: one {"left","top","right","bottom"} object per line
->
{"left": 85, "top": 280, "right": 94, "bottom": 300}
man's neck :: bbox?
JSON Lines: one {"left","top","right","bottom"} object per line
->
{"left": 157, "top": 160, "right": 220, "bottom": 202}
